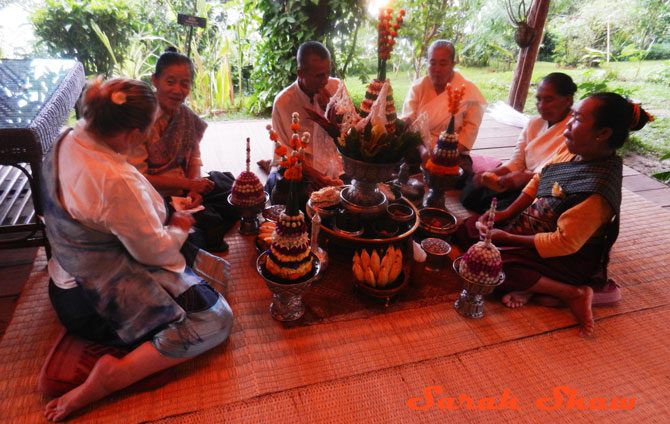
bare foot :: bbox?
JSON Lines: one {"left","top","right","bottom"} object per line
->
{"left": 565, "top": 286, "right": 594, "bottom": 337}
{"left": 44, "top": 355, "right": 117, "bottom": 422}
{"left": 257, "top": 159, "right": 272, "bottom": 173}
{"left": 502, "top": 291, "right": 533, "bottom": 308}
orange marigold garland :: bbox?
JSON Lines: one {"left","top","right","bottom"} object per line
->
{"left": 377, "top": 7, "right": 404, "bottom": 81}
{"left": 425, "top": 83, "right": 466, "bottom": 176}
{"left": 266, "top": 112, "right": 311, "bottom": 215}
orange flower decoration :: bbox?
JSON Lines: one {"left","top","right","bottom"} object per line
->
{"left": 266, "top": 112, "right": 309, "bottom": 182}
{"left": 446, "top": 84, "right": 465, "bottom": 115}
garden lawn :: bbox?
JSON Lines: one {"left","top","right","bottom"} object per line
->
{"left": 343, "top": 61, "right": 670, "bottom": 170}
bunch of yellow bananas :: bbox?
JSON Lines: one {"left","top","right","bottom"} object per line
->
{"left": 352, "top": 245, "right": 403, "bottom": 288}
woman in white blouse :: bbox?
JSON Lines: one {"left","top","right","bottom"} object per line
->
{"left": 460, "top": 73, "right": 577, "bottom": 213}
{"left": 41, "top": 78, "right": 233, "bottom": 422}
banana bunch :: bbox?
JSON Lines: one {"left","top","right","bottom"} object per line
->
{"left": 257, "top": 221, "right": 277, "bottom": 250}
{"left": 352, "top": 246, "right": 403, "bottom": 288}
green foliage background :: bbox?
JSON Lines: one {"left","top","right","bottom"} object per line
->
{"left": 31, "top": 0, "right": 137, "bottom": 75}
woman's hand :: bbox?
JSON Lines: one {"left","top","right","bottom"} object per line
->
{"left": 169, "top": 211, "right": 195, "bottom": 232}
{"left": 472, "top": 172, "right": 484, "bottom": 187}
{"left": 189, "top": 177, "right": 215, "bottom": 194}
{"left": 185, "top": 190, "right": 204, "bottom": 208}
{"left": 497, "top": 171, "right": 532, "bottom": 191}
{"left": 478, "top": 206, "right": 512, "bottom": 227}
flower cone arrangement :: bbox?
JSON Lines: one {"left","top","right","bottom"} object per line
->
{"left": 304, "top": 7, "right": 421, "bottom": 165}
{"left": 264, "top": 113, "right": 315, "bottom": 282}
{"left": 424, "top": 83, "right": 466, "bottom": 176}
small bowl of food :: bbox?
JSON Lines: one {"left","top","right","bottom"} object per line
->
{"left": 373, "top": 219, "right": 399, "bottom": 239}
{"left": 418, "top": 207, "right": 458, "bottom": 240}
{"left": 386, "top": 202, "right": 415, "bottom": 229}
{"left": 352, "top": 246, "right": 408, "bottom": 307}
{"left": 308, "top": 186, "right": 342, "bottom": 217}
{"left": 420, "top": 237, "right": 452, "bottom": 272}
{"left": 332, "top": 212, "right": 364, "bottom": 237}
{"left": 262, "top": 204, "right": 285, "bottom": 223}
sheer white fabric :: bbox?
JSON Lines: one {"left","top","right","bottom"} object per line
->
{"left": 400, "top": 72, "right": 487, "bottom": 152}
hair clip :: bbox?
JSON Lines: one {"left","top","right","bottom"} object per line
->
{"left": 111, "top": 91, "right": 127, "bottom": 105}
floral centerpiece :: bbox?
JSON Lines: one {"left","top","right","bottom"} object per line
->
{"left": 420, "top": 83, "right": 465, "bottom": 208}
{"left": 306, "top": 7, "right": 421, "bottom": 165}
{"left": 424, "top": 83, "right": 465, "bottom": 176}
{"left": 258, "top": 112, "right": 321, "bottom": 321}
{"left": 264, "top": 113, "right": 314, "bottom": 282}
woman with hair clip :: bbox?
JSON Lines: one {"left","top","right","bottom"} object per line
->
{"left": 128, "top": 47, "right": 237, "bottom": 258}
{"left": 40, "top": 77, "right": 233, "bottom": 422}
{"left": 457, "top": 92, "right": 653, "bottom": 337}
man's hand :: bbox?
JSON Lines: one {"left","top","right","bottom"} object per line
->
{"left": 169, "top": 211, "right": 195, "bottom": 232}
{"left": 315, "top": 87, "right": 332, "bottom": 110}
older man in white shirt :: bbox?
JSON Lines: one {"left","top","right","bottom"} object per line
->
{"left": 264, "top": 41, "right": 344, "bottom": 194}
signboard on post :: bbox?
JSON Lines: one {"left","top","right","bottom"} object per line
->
{"left": 177, "top": 13, "right": 207, "bottom": 58}
{"left": 178, "top": 14, "right": 207, "bottom": 29}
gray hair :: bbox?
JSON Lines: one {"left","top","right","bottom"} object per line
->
{"left": 427, "top": 40, "right": 455, "bottom": 62}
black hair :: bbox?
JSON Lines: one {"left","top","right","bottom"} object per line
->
{"left": 589, "top": 92, "right": 653, "bottom": 149}
{"left": 297, "top": 41, "right": 331, "bottom": 69}
{"left": 540, "top": 73, "right": 577, "bottom": 97}
{"left": 82, "top": 77, "right": 157, "bottom": 137}
{"left": 155, "top": 46, "right": 194, "bottom": 80}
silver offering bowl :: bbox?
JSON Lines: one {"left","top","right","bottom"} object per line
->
{"left": 340, "top": 155, "right": 399, "bottom": 211}
{"left": 256, "top": 251, "right": 322, "bottom": 321}
{"left": 228, "top": 192, "right": 269, "bottom": 236}
{"left": 452, "top": 257, "right": 504, "bottom": 319}
{"left": 421, "top": 165, "right": 462, "bottom": 209}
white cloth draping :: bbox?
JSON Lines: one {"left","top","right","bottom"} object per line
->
{"left": 400, "top": 72, "right": 486, "bottom": 152}
{"left": 272, "top": 78, "right": 343, "bottom": 179}
{"left": 49, "top": 121, "right": 188, "bottom": 288}
{"left": 504, "top": 114, "right": 570, "bottom": 174}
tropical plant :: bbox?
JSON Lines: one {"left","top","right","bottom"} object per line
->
{"left": 31, "top": 0, "right": 137, "bottom": 75}
{"left": 248, "top": 0, "right": 365, "bottom": 115}
{"left": 397, "top": 0, "right": 462, "bottom": 79}
{"left": 576, "top": 69, "right": 634, "bottom": 99}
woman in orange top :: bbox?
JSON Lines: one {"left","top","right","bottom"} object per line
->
{"left": 457, "top": 92, "right": 653, "bottom": 337}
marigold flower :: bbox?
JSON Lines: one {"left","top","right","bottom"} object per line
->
{"left": 275, "top": 145, "right": 287, "bottom": 156}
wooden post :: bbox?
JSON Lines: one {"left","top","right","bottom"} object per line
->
{"left": 507, "top": 0, "right": 551, "bottom": 111}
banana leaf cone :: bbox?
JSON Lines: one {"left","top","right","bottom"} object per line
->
{"left": 285, "top": 178, "right": 300, "bottom": 217}
{"left": 446, "top": 116, "right": 455, "bottom": 134}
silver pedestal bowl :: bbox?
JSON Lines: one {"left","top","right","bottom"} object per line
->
{"left": 256, "top": 251, "right": 322, "bottom": 321}
{"left": 452, "top": 257, "right": 504, "bottom": 319}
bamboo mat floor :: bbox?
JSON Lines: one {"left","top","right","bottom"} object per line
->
{"left": 1, "top": 187, "right": 670, "bottom": 423}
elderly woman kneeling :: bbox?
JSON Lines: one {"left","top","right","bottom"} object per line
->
{"left": 41, "top": 77, "right": 233, "bottom": 422}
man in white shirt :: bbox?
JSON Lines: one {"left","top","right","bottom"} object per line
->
{"left": 265, "top": 41, "right": 344, "bottom": 192}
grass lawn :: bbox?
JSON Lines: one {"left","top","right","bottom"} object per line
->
{"left": 343, "top": 61, "right": 670, "bottom": 169}
{"left": 215, "top": 60, "right": 669, "bottom": 177}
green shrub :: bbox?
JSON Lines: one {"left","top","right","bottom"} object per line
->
{"left": 647, "top": 61, "right": 670, "bottom": 84}
{"left": 647, "top": 43, "right": 670, "bottom": 60}
{"left": 32, "top": 0, "right": 137, "bottom": 75}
